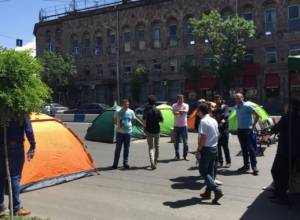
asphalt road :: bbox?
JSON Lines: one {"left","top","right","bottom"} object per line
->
{"left": 16, "top": 123, "right": 300, "bottom": 220}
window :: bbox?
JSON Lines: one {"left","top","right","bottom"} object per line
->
{"left": 168, "top": 21, "right": 178, "bottom": 47}
{"left": 45, "top": 30, "right": 51, "bottom": 42}
{"left": 109, "top": 63, "right": 116, "bottom": 78}
{"left": 82, "top": 33, "right": 91, "bottom": 56}
{"left": 289, "top": 44, "right": 300, "bottom": 56}
{"left": 55, "top": 28, "right": 62, "bottom": 42}
{"left": 185, "top": 55, "right": 196, "bottom": 66}
{"left": 244, "top": 49, "right": 254, "bottom": 64}
{"left": 108, "top": 30, "right": 116, "bottom": 53}
{"left": 84, "top": 65, "right": 90, "bottom": 75}
{"left": 243, "top": 12, "right": 253, "bottom": 21}
{"left": 264, "top": 8, "right": 277, "bottom": 35}
{"left": 123, "top": 28, "right": 131, "bottom": 52}
{"left": 169, "top": 58, "right": 178, "bottom": 72}
{"left": 95, "top": 31, "right": 103, "bottom": 56}
{"left": 152, "top": 59, "right": 161, "bottom": 72}
{"left": 265, "top": 47, "right": 277, "bottom": 64}
{"left": 288, "top": 5, "right": 300, "bottom": 32}
{"left": 185, "top": 21, "right": 195, "bottom": 46}
{"left": 152, "top": 23, "right": 161, "bottom": 49}
{"left": 47, "top": 43, "right": 54, "bottom": 52}
{"left": 203, "top": 55, "right": 212, "bottom": 66}
{"left": 71, "top": 34, "right": 80, "bottom": 55}
{"left": 96, "top": 64, "right": 103, "bottom": 79}
{"left": 266, "top": 88, "right": 280, "bottom": 97}
{"left": 137, "top": 25, "right": 145, "bottom": 50}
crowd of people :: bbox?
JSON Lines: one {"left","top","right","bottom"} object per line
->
{"left": 0, "top": 93, "right": 299, "bottom": 216}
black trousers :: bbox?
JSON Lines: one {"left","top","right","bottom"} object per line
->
{"left": 217, "top": 131, "right": 231, "bottom": 164}
{"left": 271, "top": 153, "right": 289, "bottom": 194}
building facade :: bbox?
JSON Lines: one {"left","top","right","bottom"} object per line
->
{"left": 34, "top": 0, "right": 300, "bottom": 112}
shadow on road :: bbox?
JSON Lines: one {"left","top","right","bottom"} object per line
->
{"left": 217, "top": 168, "right": 249, "bottom": 176}
{"left": 158, "top": 159, "right": 178, "bottom": 164}
{"left": 239, "top": 191, "right": 300, "bottom": 220}
{"left": 170, "top": 176, "right": 205, "bottom": 190}
{"left": 163, "top": 197, "right": 220, "bottom": 209}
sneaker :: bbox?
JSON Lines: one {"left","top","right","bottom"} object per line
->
{"left": 212, "top": 190, "right": 224, "bottom": 204}
{"left": 111, "top": 165, "right": 118, "bottom": 170}
{"left": 215, "top": 179, "right": 223, "bottom": 186}
{"left": 0, "top": 206, "right": 6, "bottom": 217}
{"left": 183, "top": 156, "right": 190, "bottom": 161}
{"left": 224, "top": 163, "right": 231, "bottom": 168}
{"left": 151, "top": 164, "right": 157, "bottom": 170}
{"left": 174, "top": 156, "right": 180, "bottom": 161}
{"left": 14, "top": 208, "right": 31, "bottom": 216}
{"left": 200, "top": 190, "right": 211, "bottom": 200}
{"left": 123, "top": 164, "right": 130, "bottom": 169}
{"left": 238, "top": 166, "right": 250, "bottom": 172}
{"left": 253, "top": 167, "right": 259, "bottom": 176}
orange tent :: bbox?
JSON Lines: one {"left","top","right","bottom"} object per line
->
{"left": 188, "top": 102, "right": 217, "bottom": 131}
{"left": 21, "top": 113, "right": 96, "bottom": 192}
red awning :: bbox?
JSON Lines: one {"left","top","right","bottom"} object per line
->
{"left": 185, "top": 77, "right": 217, "bottom": 91}
{"left": 290, "top": 73, "right": 300, "bottom": 87}
{"left": 265, "top": 73, "right": 280, "bottom": 88}
{"left": 243, "top": 75, "right": 257, "bottom": 88}
{"left": 242, "top": 64, "right": 262, "bottom": 76}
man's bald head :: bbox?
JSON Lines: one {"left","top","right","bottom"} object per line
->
{"left": 235, "top": 93, "right": 244, "bottom": 105}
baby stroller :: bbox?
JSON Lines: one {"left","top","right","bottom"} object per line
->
{"left": 254, "top": 118, "right": 278, "bottom": 156}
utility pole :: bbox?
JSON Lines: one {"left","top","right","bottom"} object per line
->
{"left": 116, "top": 5, "right": 120, "bottom": 104}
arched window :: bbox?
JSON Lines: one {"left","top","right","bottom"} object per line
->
{"left": 263, "top": 1, "right": 277, "bottom": 35}
{"left": 71, "top": 34, "right": 79, "bottom": 55}
{"left": 55, "top": 28, "right": 62, "bottom": 42}
{"left": 108, "top": 30, "right": 116, "bottom": 53}
{"left": 45, "top": 30, "right": 51, "bottom": 43}
{"left": 288, "top": 4, "right": 300, "bottom": 32}
{"left": 184, "top": 17, "right": 195, "bottom": 46}
{"left": 94, "top": 31, "right": 102, "bottom": 56}
{"left": 136, "top": 24, "right": 145, "bottom": 50}
{"left": 168, "top": 18, "right": 178, "bottom": 47}
{"left": 123, "top": 27, "right": 131, "bottom": 52}
{"left": 151, "top": 22, "right": 161, "bottom": 49}
{"left": 82, "top": 32, "right": 91, "bottom": 56}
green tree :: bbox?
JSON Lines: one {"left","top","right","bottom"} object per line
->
{"left": 39, "top": 51, "right": 77, "bottom": 104}
{"left": 191, "top": 11, "right": 256, "bottom": 95}
{"left": 130, "top": 64, "right": 147, "bottom": 103}
{"left": 0, "top": 48, "right": 50, "bottom": 219}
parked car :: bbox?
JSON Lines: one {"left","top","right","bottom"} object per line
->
{"left": 42, "top": 103, "right": 69, "bottom": 116}
{"left": 64, "top": 103, "right": 110, "bottom": 114}
{"left": 135, "top": 101, "right": 169, "bottom": 114}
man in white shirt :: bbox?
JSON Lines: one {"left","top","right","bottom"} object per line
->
{"left": 197, "top": 103, "right": 224, "bottom": 203}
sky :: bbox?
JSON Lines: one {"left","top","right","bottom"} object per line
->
{"left": 0, "top": 0, "right": 117, "bottom": 49}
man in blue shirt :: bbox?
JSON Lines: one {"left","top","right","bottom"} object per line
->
{"left": 235, "top": 93, "right": 259, "bottom": 175}
{"left": 0, "top": 116, "right": 36, "bottom": 216}
{"left": 112, "top": 99, "right": 136, "bottom": 169}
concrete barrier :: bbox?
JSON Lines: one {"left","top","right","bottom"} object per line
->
{"left": 55, "top": 114, "right": 98, "bottom": 123}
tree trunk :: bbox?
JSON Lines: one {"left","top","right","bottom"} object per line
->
{"left": 3, "top": 126, "right": 14, "bottom": 220}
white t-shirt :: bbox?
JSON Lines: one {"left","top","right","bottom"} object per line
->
{"left": 199, "top": 114, "right": 219, "bottom": 147}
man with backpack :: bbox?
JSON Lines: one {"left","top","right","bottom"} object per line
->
{"left": 143, "top": 95, "right": 163, "bottom": 170}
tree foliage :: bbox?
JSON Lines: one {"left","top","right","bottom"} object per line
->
{"left": 130, "top": 64, "right": 147, "bottom": 103}
{"left": 0, "top": 48, "right": 50, "bottom": 125}
{"left": 39, "top": 51, "right": 77, "bottom": 102}
{"left": 191, "top": 11, "right": 256, "bottom": 93}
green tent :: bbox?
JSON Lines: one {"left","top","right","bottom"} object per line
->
{"left": 85, "top": 105, "right": 145, "bottom": 143}
{"left": 157, "top": 104, "right": 174, "bottom": 136}
{"left": 288, "top": 55, "right": 300, "bottom": 72}
{"left": 228, "top": 101, "right": 270, "bottom": 133}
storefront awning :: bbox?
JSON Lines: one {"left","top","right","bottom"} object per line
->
{"left": 243, "top": 75, "right": 257, "bottom": 89}
{"left": 265, "top": 73, "right": 280, "bottom": 88}
{"left": 186, "top": 77, "right": 218, "bottom": 91}
{"left": 242, "top": 64, "right": 262, "bottom": 76}
{"left": 290, "top": 73, "right": 300, "bottom": 87}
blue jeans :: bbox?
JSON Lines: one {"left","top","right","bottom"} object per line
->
{"left": 199, "top": 147, "right": 220, "bottom": 192}
{"left": 0, "top": 143, "right": 25, "bottom": 211}
{"left": 237, "top": 129, "right": 257, "bottom": 169}
{"left": 174, "top": 127, "right": 189, "bottom": 158}
{"left": 113, "top": 133, "right": 131, "bottom": 166}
